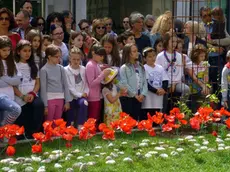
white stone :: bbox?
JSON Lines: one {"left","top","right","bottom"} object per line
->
{"left": 66, "top": 168, "right": 74, "bottom": 172}
{"left": 52, "top": 150, "right": 62, "bottom": 154}
{"left": 25, "top": 166, "right": 34, "bottom": 172}
{"left": 195, "top": 149, "right": 200, "bottom": 153}
{"left": 176, "top": 148, "right": 184, "bottom": 152}
{"left": 41, "top": 159, "right": 51, "bottom": 164}
{"left": 43, "top": 152, "right": 49, "bottom": 156}
{"left": 54, "top": 163, "right": 62, "bottom": 169}
{"left": 218, "top": 147, "right": 225, "bottom": 151}
{"left": 72, "top": 162, "right": 83, "bottom": 168}
{"left": 31, "top": 157, "right": 41, "bottom": 162}
{"left": 105, "top": 156, "right": 112, "bottom": 161}
{"left": 169, "top": 146, "right": 175, "bottom": 149}
{"left": 142, "top": 139, "right": 150, "bottom": 143}
{"left": 145, "top": 153, "right": 152, "bottom": 158}
{"left": 136, "top": 152, "right": 141, "bottom": 156}
{"left": 77, "top": 156, "right": 84, "bottom": 160}
{"left": 87, "top": 161, "right": 96, "bottom": 166}
{"left": 94, "top": 155, "right": 100, "bottom": 158}
{"left": 118, "top": 151, "right": 124, "bottom": 155}
{"left": 198, "top": 136, "right": 205, "bottom": 139}
{"left": 139, "top": 143, "right": 148, "bottom": 147}
{"left": 106, "top": 160, "right": 116, "bottom": 164}
{"left": 113, "top": 149, "right": 119, "bottom": 152}
{"left": 225, "top": 138, "right": 230, "bottom": 141}
{"left": 226, "top": 133, "right": 230, "bottom": 137}
{"left": 72, "top": 149, "right": 80, "bottom": 154}
{"left": 16, "top": 157, "right": 25, "bottom": 162}
{"left": 23, "top": 163, "right": 32, "bottom": 166}
{"left": 148, "top": 151, "right": 158, "bottom": 155}
{"left": 185, "top": 135, "right": 193, "bottom": 140}
{"left": 202, "top": 141, "right": 209, "bottom": 145}
{"left": 159, "top": 141, "right": 165, "bottom": 144}
{"left": 207, "top": 148, "right": 216, "bottom": 152}
{"left": 110, "top": 152, "right": 118, "bottom": 158}
{"left": 171, "top": 151, "right": 179, "bottom": 156}
{"left": 188, "top": 139, "right": 196, "bottom": 142}
{"left": 154, "top": 147, "right": 165, "bottom": 151}
{"left": 159, "top": 153, "right": 168, "bottom": 158}
{"left": 100, "top": 152, "right": 106, "bottom": 156}
{"left": 9, "top": 161, "right": 19, "bottom": 165}
{"left": 200, "top": 146, "right": 208, "bottom": 150}
{"left": 85, "top": 153, "right": 90, "bottom": 157}
{"left": 218, "top": 144, "right": 225, "bottom": 147}
{"left": 24, "top": 158, "right": 32, "bottom": 163}
{"left": 121, "top": 142, "right": 127, "bottom": 145}
{"left": 216, "top": 138, "right": 224, "bottom": 143}
{"left": 0, "top": 158, "right": 13, "bottom": 164}
{"left": 123, "top": 157, "right": 133, "bottom": 163}
{"left": 8, "top": 170, "right": 17, "bottom": 172}
{"left": 108, "top": 143, "right": 114, "bottom": 147}
{"left": 79, "top": 164, "right": 87, "bottom": 172}
{"left": 95, "top": 146, "right": 102, "bottom": 149}
{"left": 225, "top": 146, "right": 230, "bottom": 150}
{"left": 1, "top": 167, "right": 10, "bottom": 172}
{"left": 37, "top": 166, "right": 46, "bottom": 172}
{"left": 65, "top": 157, "right": 71, "bottom": 161}
{"left": 178, "top": 138, "right": 184, "bottom": 141}
{"left": 194, "top": 143, "right": 201, "bottom": 147}
{"left": 67, "top": 154, "right": 73, "bottom": 157}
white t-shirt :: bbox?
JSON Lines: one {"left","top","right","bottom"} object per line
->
{"left": 15, "top": 62, "right": 38, "bottom": 106}
{"left": 155, "top": 51, "right": 183, "bottom": 85}
{"left": 142, "top": 64, "right": 169, "bottom": 109}
{"left": 0, "top": 60, "right": 15, "bottom": 100}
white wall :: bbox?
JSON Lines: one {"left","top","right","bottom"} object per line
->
{"left": 45, "top": 0, "right": 70, "bottom": 18}
{"left": 75, "top": 0, "right": 87, "bottom": 30}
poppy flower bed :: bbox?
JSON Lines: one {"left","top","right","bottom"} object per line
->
{"left": 1, "top": 107, "right": 230, "bottom": 171}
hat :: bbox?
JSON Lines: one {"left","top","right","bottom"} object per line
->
{"left": 101, "top": 68, "right": 118, "bottom": 84}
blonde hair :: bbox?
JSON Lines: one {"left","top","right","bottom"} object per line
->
{"left": 185, "top": 21, "right": 200, "bottom": 36}
{"left": 151, "top": 14, "right": 172, "bottom": 35}
{"left": 69, "top": 47, "right": 83, "bottom": 56}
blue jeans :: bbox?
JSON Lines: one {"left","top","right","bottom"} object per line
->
{"left": 0, "top": 94, "right": 21, "bottom": 126}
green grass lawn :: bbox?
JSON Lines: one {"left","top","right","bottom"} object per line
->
{"left": 1, "top": 131, "right": 230, "bottom": 172}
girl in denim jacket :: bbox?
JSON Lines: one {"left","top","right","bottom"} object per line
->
{"left": 119, "top": 43, "right": 148, "bottom": 120}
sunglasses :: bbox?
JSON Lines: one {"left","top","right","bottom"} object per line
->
{"left": 106, "top": 23, "right": 112, "bottom": 26}
{"left": 96, "top": 26, "right": 105, "bottom": 30}
{"left": 0, "top": 17, "right": 9, "bottom": 21}
{"left": 123, "top": 21, "right": 129, "bottom": 24}
{"left": 82, "top": 26, "right": 89, "bottom": 30}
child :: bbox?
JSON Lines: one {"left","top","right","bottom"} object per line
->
{"left": 102, "top": 68, "right": 126, "bottom": 126}
{"left": 40, "top": 45, "right": 71, "bottom": 121}
{"left": 71, "top": 32, "right": 87, "bottom": 66}
{"left": 0, "top": 36, "right": 22, "bottom": 126}
{"left": 153, "top": 37, "right": 163, "bottom": 55}
{"left": 64, "top": 47, "right": 89, "bottom": 128}
{"left": 141, "top": 47, "right": 168, "bottom": 118}
{"left": 221, "top": 50, "right": 230, "bottom": 110}
{"left": 156, "top": 32, "right": 190, "bottom": 96}
{"left": 100, "top": 33, "right": 121, "bottom": 67}
{"left": 186, "top": 44, "right": 210, "bottom": 112}
{"left": 25, "top": 29, "right": 43, "bottom": 69}
{"left": 13, "top": 40, "right": 44, "bottom": 138}
{"left": 120, "top": 43, "right": 148, "bottom": 121}
{"left": 42, "top": 35, "right": 52, "bottom": 57}
{"left": 85, "top": 43, "right": 111, "bottom": 124}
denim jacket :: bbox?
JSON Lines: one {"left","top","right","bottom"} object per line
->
{"left": 119, "top": 63, "right": 148, "bottom": 97}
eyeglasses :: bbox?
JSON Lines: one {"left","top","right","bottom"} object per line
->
{"left": 0, "top": 17, "right": 9, "bottom": 21}
{"left": 106, "top": 23, "right": 112, "bottom": 26}
{"left": 96, "top": 26, "right": 105, "bottom": 30}
{"left": 82, "top": 26, "right": 89, "bottom": 30}
{"left": 123, "top": 21, "right": 129, "bottom": 24}
{"left": 37, "top": 23, "right": 44, "bottom": 26}
{"left": 53, "top": 32, "right": 64, "bottom": 36}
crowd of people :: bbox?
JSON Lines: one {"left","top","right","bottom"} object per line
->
{"left": 1, "top": 0, "right": 230, "bottom": 139}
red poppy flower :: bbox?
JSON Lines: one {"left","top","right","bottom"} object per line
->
{"left": 32, "top": 132, "right": 46, "bottom": 142}
{"left": 212, "top": 131, "right": 218, "bottom": 137}
{"left": 170, "top": 108, "right": 180, "bottom": 115}
{"left": 65, "top": 141, "right": 72, "bottom": 148}
{"left": 148, "top": 128, "right": 156, "bottom": 136}
{"left": 162, "top": 123, "right": 173, "bottom": 132}
{"left": 164, "top": 114, "right": 175, "bottom": 123}
{"left": 102, "top": 128, "right": 115, "bottom": 140}
{"left": 190, "top": 117, "right": 201, "bottom": 130}
{"left": 65, "top": 126, "right": 78, "bottom": 135}
{"left": 8, "top": 137, "right": 17, "bottom": 145}
{"left": 16, "top": 126, "right": 24, "bottom": 135}
{"left": 6, "top": 146, "right": 16, "bottom": 156}
{"left": 151, "top": 112, "right": 164, "bottom": 124}
{"left": 99, "top": 123, "right": 107, "bottom": 131}
{"left": 225, "top": 118, "right": 230, "bottom": 129}
{"left": 54, "top": 119, "right": 66, "bottom": 127}
{"left": 62, "top": 133, "right": 73, "bottom": 141}
{"left": 110, "top": 120, "right": 120, "bottom": 129}
{"left": 32, "top": 144, "right": 42, "bottom": 154}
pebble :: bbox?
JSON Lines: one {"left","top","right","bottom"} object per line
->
{"left": 151, "top": 142, "right": 157, "bottom": 145}
{"left": 176, "top": 148, "right": 184, "bottom": 152}
{"left": 77, "top": 156, "right": 84, "bottom": 160}
{"left": 198, "top": 136, "right": 205, "bottom": 139}
{"left": 185, "top": 135, "right": 193, "bottom": 140}
{"left": 154, "top": 147, "right": 165, "bottom": 151}
{"left": 9, "top": 161, "right": 19, "bottom": 165}
{"left": 52, "top": 150, "right": 62, "bottom": 154}
{"left": 225, "top": 146, "right": 230, "bottom": 150}
{"left": 178, "top": 138, "right": 184, "bottom": 141}
{"left": 87, "top": 161, "right": 96, "bottom": 166}
{"left": 121, "top": 142, "right": 127, "bottom": 145}
{"left": 159, "top": 153, "right": 168, "bottom": 158}
{"left": 72, "top": 162, "right": 83, "bottom": 168}
{"left": 169, "top": 146, "right": 175, "bottom": 149}
{"left": 85, "top": 153, "right": 90, "bottom": 157}
{"left": 65, "top": 157, "right": 71, "bottom": 161}
{"left": 136, "top": 152, "right": 141, "bottom": 156}
{"left": 0, "top": 158, "right": 13, "bottom": 164}
{"left": 1, "top": 167, "right": 10, "bottom": 172}
{"left": 22, "top": 163, "right": 32, "bottom": 166}
{"left": 95, "top": 146, "right": 102, "bottom": 149}
{"left": 218, "top": 144, "right": 225, "bottom": 147}
{"left": 94, "top": 155, "right": 100, "bottom": 158}
{"left": 25, "top": 166, "right": 34, "bottom": 172}
{"left": 123, "top": 157, "right": 133, "bottom": 163}
{"left": 194, "top": 143, "right": 201, "bottom": 147}
{"left": 37, "top": 166, "right": 46, "bottom": 172}
{"left": 41, "top": 159, "right": 51, "bottom": 164}
{"left": 139, "top": 142, "right": 148, "bottom": 147}
{"left": 195, "top": 149, "right": 200, "bottom": 153}
{"left": 54, "top": 163, "right": 62, "bottom": 168}
{"left": 200, "top": 146, "right": 208, "bottom": 150}
{"left": 105, "top": 156, "right": 112, "bottom": 161}
{"left": 171, "top": 151, "right": 179, "bottom": 156}
{"left": 79, "top": 163, "right": 88, "bottom": 172}
{"left": 31, "top": 157, "right": 41, "bottom": 162}
{"left": 144, "top": 153, "right": 152, "bottom": 158}
{"left": 188, "top": 139, "right": 196, "bottom": 142}
{"left": 113, "top": 149, "right": 119, "bottom": 152}
{"left": 43, "top": 152, "right": 49, "bottom": 156}
{"left": 16, "top": 157, "right": 25, "bottom": 162}
{"left": 118, "top": 151, "right": 125, "bottom": 155}
{"left": 66, "top": 168, "right": 74, "bottom": 172}
{"left": 142, "top": 139, "right": 150, "bottom": 143}
{"left": 216, "top": 138, "right": 224, "bottom": 143}
{"left": 218, "top": 147, "right": 225, "bottom": 151}
{"left": 67, "top": 154, "right": 73, "bottom": 157}
{"left": 106, "top": 160, "right": 116, "bottom": 164}
{"left": 148, "top": 151, "right": 158, "bottom": 155}
{"left": 72, "top": 149, "right": 80, "bottom": 154}
{"left": 24, "top": 158, "right": 32, "bottom": 163}
{"left": 208, "top": 148, "right": 216, "bottom": 152}
{"left": 108, "top": 143, "right": 114, "bottom": 147}
{"left": 110, "top": 152, "right": 118, "bottom": 158}
{"left": 8, "top": 170, "right": 17, "bottom": 172}
{"left": 202, "top": 141, "right": 209, "bottom": 145}
{"left": 225, "top": 138, "right": 230, "bottom": 141}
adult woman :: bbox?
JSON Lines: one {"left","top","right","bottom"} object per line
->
{"left": 46, "top": 12, "right": 63, "bottom": 35}
{"left": 92, "top": 19, "right": 106, "bottom": 42}
{"left": 0, "top": 8, "right": 20, "bottom": 50}
{"left": 31, "top": 16, "right": 46, "bottom": 34}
